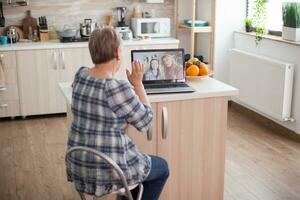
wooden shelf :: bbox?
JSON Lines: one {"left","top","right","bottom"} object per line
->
{"left": 178, "top": 24, "right": 212, "bottom": 33}
{"left": 175, "top": 0, "right": 215, "bottom": 70}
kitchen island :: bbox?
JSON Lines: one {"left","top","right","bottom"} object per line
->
{"left": 59, "top": 77, "right": 238, "bottom": 200}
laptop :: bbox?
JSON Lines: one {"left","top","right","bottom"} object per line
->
{"left": 131, "top": 48, "right": 195, "bottom": 94}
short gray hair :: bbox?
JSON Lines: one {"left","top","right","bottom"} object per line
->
{"left": 88, "top": 28, "right": 121, "bottom": 64}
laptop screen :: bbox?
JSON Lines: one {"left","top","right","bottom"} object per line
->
{"left": 131, "top": 49, "right": 185, "bottom": 84}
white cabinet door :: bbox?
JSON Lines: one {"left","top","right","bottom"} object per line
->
{"left": 59, "top": 48, "right": 93, "bottom": 83}
{"left": 17, "top": 48, "right": 93, "bottom": 117}
{"left": 17, "top": 49, "right": 63, "bottom": 116}
{"left": 0, "top": 51, "right": 20, "bottom": 117}
{"left": 57, "top": 48, "right": 93, "bottom": 112}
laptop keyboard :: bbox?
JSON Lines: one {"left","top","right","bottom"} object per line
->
{"left": 144, "top": 83, "right": 190, "bottom": 89}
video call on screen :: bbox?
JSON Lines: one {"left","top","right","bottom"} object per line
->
{"left": 132, "top": 51, "right": 184, "bottom": 81}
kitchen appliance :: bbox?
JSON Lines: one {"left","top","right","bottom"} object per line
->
{"left": 57, "top": 25, "right": 78, "bottom": 38}
{"left": 80, "top": 19, "right": 98, "bottom": 38}
{"left": 116, "top": 7, "right": 127, "bottom": 27}
{"left": 115, "top": 26, "right": 133, "bottom": 41}
{"left": 0, "top": 2, "right": 5, "bottom": 27}
{"left": 7, "top": 26, "right": 17, "bottom": 43}
{"left": 131, "top": 18, "right": 170, "bottom": 38}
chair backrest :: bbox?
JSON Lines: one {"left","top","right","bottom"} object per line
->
{"left": 65, "top": 146, "right": 134, "bottom": 200}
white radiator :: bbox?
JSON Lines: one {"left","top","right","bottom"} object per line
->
{"left": 229, "top": 49, "right": 294, "bottom": 122}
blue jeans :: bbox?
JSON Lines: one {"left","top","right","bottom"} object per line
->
{"left": 122, "top": 155, "right": 169, "bottom": 200}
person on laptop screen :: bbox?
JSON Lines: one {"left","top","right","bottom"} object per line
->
{"left": 144, "top": 59, "right": 162, "bottom": 80}
{"left": 161, "top": 54, "right": 184, "bottom": 80}
{"left": 131, "top": 48, "right": 195, "bottom": 94}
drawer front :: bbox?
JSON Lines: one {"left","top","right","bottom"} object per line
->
{"left": 0, "top": 100, "right": 20, "bottom": 118}
{"left": 0, "top": 84, "right": 19, "bottom": 101}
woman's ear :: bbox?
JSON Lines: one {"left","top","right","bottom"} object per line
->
{"left": 116, "top": 47, "right": 121, "bottom": 60}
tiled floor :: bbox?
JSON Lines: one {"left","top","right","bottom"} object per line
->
{"left": 0, "top": 106, "right": 300, "bottom": 200}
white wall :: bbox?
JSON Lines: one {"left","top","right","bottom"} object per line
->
{"left": 234, "top": 33, "right": 300, "bottom": 134}
{"left": 213, "top": 0, "right": 246, "bottom": 82}
{"left": 212, "top": 0, "right": 300, "bottom": 134}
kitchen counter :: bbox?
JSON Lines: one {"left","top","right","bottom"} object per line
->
{"left": 59, "top": 77, "right": 238, "bottom": 200}
{"left": 59, "top": 77, "right": 238, "bottom": 105}
{"left": 0, "top": 38, "right": 179, "bottom": 51}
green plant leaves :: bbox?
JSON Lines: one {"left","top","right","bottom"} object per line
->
{"left": 282, "top": 2, "right": 300, "bottom": 28}
{"left": 252, "top": 0, "right": 267, "bottom": 45}
{"left": 253, "top": 0, "right": 267, "bottom": 28}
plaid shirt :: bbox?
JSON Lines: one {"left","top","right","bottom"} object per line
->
{"left": 66, "top": 67, "right": 153, "bottom": 197}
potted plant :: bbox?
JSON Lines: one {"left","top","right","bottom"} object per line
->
{"left": 245, "top": 18, "right": 253, "bottom": 32}
{"left": 282, "top": 2, "right": 300, "bottom": 41}
{"left": 253, "top": 0, "right": 267, "bottom": 45}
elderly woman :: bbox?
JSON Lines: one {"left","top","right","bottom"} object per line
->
{"left": 66, "top": 28, "right": 169, "bottom": 200}
{"left": 161, "top": 54, "right": 183, "bottom": 80}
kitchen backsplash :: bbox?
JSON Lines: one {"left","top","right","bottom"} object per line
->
{"left": 3, "top": 0, "right": 175, "bottom": 34}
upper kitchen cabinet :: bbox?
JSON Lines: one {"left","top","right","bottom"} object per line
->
{"left": 0, "top": 51, "right": 20, "bottom": 118}
{"left": 17, "top": 49, "right": 62, "bottom": 116}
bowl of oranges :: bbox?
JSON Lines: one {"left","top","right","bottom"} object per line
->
{"left": 185, "top": 58, "right": 213, "bottom": 80}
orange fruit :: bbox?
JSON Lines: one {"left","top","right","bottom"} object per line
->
{"left": 199, "top": 63, "right": 209, "bottom": 76}
{"left": 186, "top": 65, "right": 200, "bottom": 76}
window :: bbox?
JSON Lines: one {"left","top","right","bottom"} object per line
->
{"left": 247, "top": 0, "right": 300, "bottom": 32}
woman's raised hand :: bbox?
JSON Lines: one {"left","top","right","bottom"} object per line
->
{"left": 126, "top": 61, "right": 144, "bottom": 87}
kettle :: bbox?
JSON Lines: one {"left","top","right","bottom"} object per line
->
{"left": 80, "top": 19, "right": 98, "bottom": 38}
{"left": 7, "top": 26, "right": 17, "bottom": 43}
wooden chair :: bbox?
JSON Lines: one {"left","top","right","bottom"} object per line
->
{"left": 66, "top": 146, "right": 143, "bottom": 200}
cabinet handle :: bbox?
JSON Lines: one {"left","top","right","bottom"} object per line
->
{"left": 0, "top": 87, "right": 7, "bottom": 91}
{"left": 60, "top": 51, "right": 66, "bottom": 70}
{"left": 0, "top": 54, "right": 5, "bottom": 68}
{"left": 162, "top": 107, "right": 168, "bottom": 139}
{"left": 53, "top": 51, "right": 58, "bottom": 70}
{"left": 147, "top": 124, "right": 153, "bottom": 141}
{"left": 0, "top": 104, "right": 8, "bottom": 108}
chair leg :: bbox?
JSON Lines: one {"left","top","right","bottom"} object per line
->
{"left": 136, "top": 184, "right": 144, "bottom": 200}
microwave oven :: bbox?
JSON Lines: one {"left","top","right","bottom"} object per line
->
{"left": 131, "top": 18, "right": 170, "bottom": 38}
